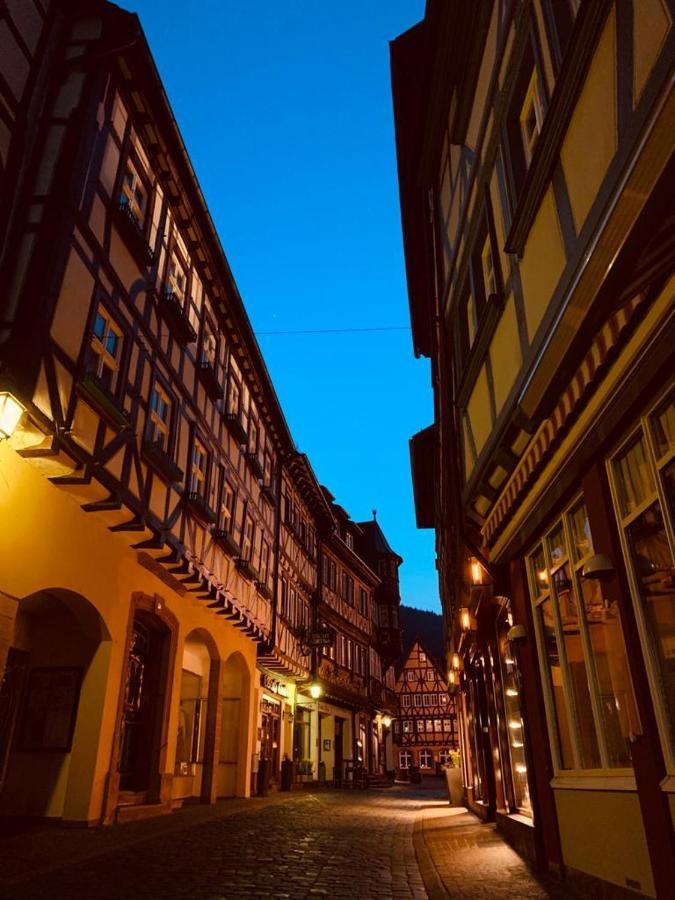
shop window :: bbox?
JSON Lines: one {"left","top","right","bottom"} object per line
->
{"left": 90, "top": 306, "right": 123, "bottom": 393}
{"left": 189, "top": 438, "right": 208, "bottom": 499}
{"left": 498, "top": 621, "right": 532, "bottom": 815}
{"left": 609, "top": 391, "right": 675, "bottom": 768}
{"left": 175, "top": 670, "right": 205, "bottom": 772}
{"left": 399, "top": 750, "right": 412, "bottom": 768}
{"left": 528, "top": 500, "right": 639, "bottom": 772}
{"left": 419, "top": 749, "right": 433, "bottom": 768}
{"left": 147, "top": 381, "right": 172, "bottom": 452}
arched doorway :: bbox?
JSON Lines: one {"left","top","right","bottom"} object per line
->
{"left": 0, "top": 589, "right": 111, "bottom": 822}
{"left": 217, "top": 652, "right": 250, "bottom": 798}
{"left": 173, "top": 629, "right": 219, "bottom": 804}
{"left": 115, "top": 601, "right": 177, "bottom": 813}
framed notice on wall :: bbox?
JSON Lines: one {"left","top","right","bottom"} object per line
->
{"left": 18, "top": 667, "right": 83, "bottom": 752}
{"left": 323, "top": 739, "right": 331, "bottom": 751}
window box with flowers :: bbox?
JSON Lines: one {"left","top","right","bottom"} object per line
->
{"left": 77, "top": 373, "right": 130, "bottom": 431}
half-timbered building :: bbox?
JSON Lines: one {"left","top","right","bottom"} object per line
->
{"left": 393, "top": 639, "right": 459, "bottom": 773}
{"left": 296, "top": 498, "right": 399, "bottom": 784}
{"left": 392, "top": 0, "right": 675, "bottom": 894}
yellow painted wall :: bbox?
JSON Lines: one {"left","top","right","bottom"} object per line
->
{"left": 0, "top": 442, "right": 258, "bottom": 822}
{"left": 467, "top": 365, "right": 492, "bottom": 458}
{"left": 560, "top": 8, "right": 617, "bottom": 233}
{"left": 489, "top": 295, "right": 522, "bottom": 415}
{"left": 633, "top": 0, "right": 672, "bottom": 104}
{"left": 518, "top": 187, "right": 566, "bottom": 342}
{"left": 554, "top": 788, "right": 655, "bottom": 897}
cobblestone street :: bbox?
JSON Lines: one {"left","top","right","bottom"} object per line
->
{"left": 0, "top": 783, "right": 560, "bottom": 900}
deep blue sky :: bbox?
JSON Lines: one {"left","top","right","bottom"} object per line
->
{"left": 126, "top": 1, "right": 437, "bottom": 611}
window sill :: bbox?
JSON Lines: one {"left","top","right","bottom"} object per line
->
{"left": 112, "top": 201, "right": 154, "bottom": 268}
{"left": 550, "top": 773, "right": 637, "bottom": 792}
{"left": 659, "top": 775, "right": 675, "bottom": 793}
{"left": 77, "top": 374, "right": 131, "bottom": 431}
{"left": 142, "top": 440, "right": 183, "bottom": 484}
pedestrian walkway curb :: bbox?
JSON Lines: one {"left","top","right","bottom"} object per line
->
{"left": 413, "top": 812, "right": 448, "bottom": 900}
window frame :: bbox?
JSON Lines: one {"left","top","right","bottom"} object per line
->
{"left": 527, "top": 495, "right": 638, "bottom": 778}
{"left": 146, "top": 377, "right": 175, "bottom": 455}
{"left": 89, "top": 303, "right": 125, "bottom": 396}
{"left": 188, "top": 435, "right": 209, "bottom": 500}
{"left": 607, "top": 388, "right": 675, "bottom": 776}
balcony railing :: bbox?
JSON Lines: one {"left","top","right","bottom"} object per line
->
{"left": 186, "top": 491, "right": 216, "bottom": 525}
{"left": 76, "top": 373, "right": 131, "bottom": 431}
{"left": 142, "top": 439, "right": 184, "bottom": 484}
{"left": 161, "top": 289, "right": 197, "bottom": 345}
{"left": 113, "top": 200, "right": 154, "bottom": 267}
{"left": 236, "top": 556, "right": 260, "bottom": 582}
{"left": 213, "top": 527, "right": 239, "bottom": 557}
{"left": 197, "top": 357, "right": 224, "bottom": 401}
{"left": 225, "top": 412, "right": 247, "bottom": 445}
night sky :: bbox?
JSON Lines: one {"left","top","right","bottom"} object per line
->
{"left": 125, "top": 1, "right": 436, "bottom": 610}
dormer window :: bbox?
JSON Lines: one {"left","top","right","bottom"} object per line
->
{"left": 119, "top": 158, "right": 147, "bottom": 227}
{"left": 91, "top": 306, "right": 123, "bottom": 392}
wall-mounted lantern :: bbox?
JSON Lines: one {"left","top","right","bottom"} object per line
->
{"left": 460, "top": 607, "right": 472, "bottom": 631}
{"left": 0, "top": 392, "right": 25, "bottom": 439}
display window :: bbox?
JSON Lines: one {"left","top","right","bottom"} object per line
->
{"left": 608, "top": 389, "right": 675, "bottom": 773}
{"left": 527, "top": 499, "right": 639, "bottom": 773}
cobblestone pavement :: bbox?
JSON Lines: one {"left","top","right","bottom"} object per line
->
{"left": 0, "top": 787, "right": 430, "bottom": 900}
{"left": 0, "top": 783, "right": 562, "bottom": 900}
{"left": 415, "top": 806, "right": 559, "bottom": 900}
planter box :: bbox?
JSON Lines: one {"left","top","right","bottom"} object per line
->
{"left": 214, "top": 528, "right": 240, "bottom": 557}
{"left": 246, "top": 452, "right": 263, "bottom": 478}
{"left": 113, "top": 201, "right": 154, "bottom": 268}
{"left": 197, "top": 358, "right": 224, "bottom": 401}
{"left": 225, "top": 413, "right": 247, "bottom": 445}
{"left": 236, "top": 557, "right": 260, "bottom": 582}
{"left": 142, "top": 440, "right": 183, "bottom": 484}
{"left": 186, "top": 492, "right": 216, "bottom": 525}
{"left": 444, "top": 766, "right": 464, "bottom": 806}
{"left": 161, "top": 290, "right": 197, "bottom": 345}
{"left": 77, "top": 374, "right": 130, "bottom": 431}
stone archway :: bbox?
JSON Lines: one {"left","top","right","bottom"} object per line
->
{"left": 173, "top": 628, "right": 220, "bottom": 805}
{"left": 217, "top": 651, "right": 251, "bottom": 798}
{"left": 0, "top": 588, "right": 111, "bottom": 823}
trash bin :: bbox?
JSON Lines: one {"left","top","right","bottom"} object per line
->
{"left": 280, "top": 757, "right": 294, "bottom": 792}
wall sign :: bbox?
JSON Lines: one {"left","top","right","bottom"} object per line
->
{"left": 260, "top": 673, "right": 289, "bottom": 697}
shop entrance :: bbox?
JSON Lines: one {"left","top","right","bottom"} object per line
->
{"left": 260, "top": 696, "right": 281, "bottom": 781}
{"left": 119, "top": 613, "right": 172, "bottom": 802}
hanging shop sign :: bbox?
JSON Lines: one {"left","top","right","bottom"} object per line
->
{"left": 260, "top": 673, "right": 289, "bottom": 697}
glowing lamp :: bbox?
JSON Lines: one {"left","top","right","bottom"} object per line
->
{"left": 470, "top": 558, "right": 484, "bottom": 585}
{"left": 0, "top": 392, "right": 25, "bottom": 439}
{"left": 515, "top": 764, "right": 527, "bottom": 774}
{"left": 309, "top": 682, "right": 322, "bottom": 700}
{"left": 508, "top": 719, "right": 522, "bottom": 730}
{"left": 506, "top": 688, "right": 519, "bottom": 697}
{"left": 382, "top": 715, "right": 392, "bottom": 729}
{"left": 448, "top": 670, "right": 456, "bottom": 686}
{"left": 460, "top": 608, "right": 471, "bottom": 631}
{"left": 451, "top": 653, "right": 461, "bottom": 671}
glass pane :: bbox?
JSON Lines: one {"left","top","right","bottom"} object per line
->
{"left": 569, "top": 503, "right": 593, "bottom": 561}
{"left": 539, "top": 598, "right": 575, "bottom": 768}
{"left": 580, "top": 578, "right": 637, "bottom": 767}
{"left": 626, "top": 500, "right": 675, "bottom": 753}
{"left": 555, "top": 563, "right": 601, "bottom": 768}
{"left": 530, "top": 544, "right": 548, "bottom": 596}
{"left": 547, "top": 523, "right": 567, "bottom": 566}
{"left": 652, "top": 395, "right": 675, "bottom": 459}
{"left": 94, "top": 312, "right": 106, "bottom": 340}
{"left": 500, "top": 633, "right": 531, "bottom": 814}
{"left": 614, "top": 435, "right": 655, "bottom": 517}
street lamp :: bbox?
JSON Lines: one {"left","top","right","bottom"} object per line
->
{"left": 309, "top": 682, "right": 322, "bottom": 700}
{"left": 382, "top": 715, "right": 392, "bottom": 729}
{"left": 0, "top": 392, "right": 25, "bottom": 439}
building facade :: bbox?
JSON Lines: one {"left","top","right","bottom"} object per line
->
{"left": 393, "top": 639, "right": 459, "bottom": 774}
{"left": 392, "top": 0, "right": 674, "bottom": 896}
{"left": 0, "top": 0, "right": 398, "bottom": 825}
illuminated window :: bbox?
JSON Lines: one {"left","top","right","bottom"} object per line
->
{"left": 398, "top": 750, "right": 412, "bottom": 768}
{"left": 402, "top": 720, "right": 412, "bottom": 734}
{"left": 189, "top": 439, "right": 208, "bottom": 498}
{"left": 90, "top": 306, "right": 123, "bottom": 392}
{"left": 610, "top": 391, "right": 675, "bottom": 769}
{"left": 416, "top": 719, "right": 424, "bottom": 733}
{"left": 528, "top": 500, "right": 639, "bottom": 771}
{"left": 419, "top": 651, "right": 427, "bottom": 663}
{"left": 419, "top": 749, "right": 433, "bottom": 768}
{"left": 148, "top": 382, "right": 171, "bottom": 451}
{"left": 119, "top": 157, "right": 147, "bottom": 226}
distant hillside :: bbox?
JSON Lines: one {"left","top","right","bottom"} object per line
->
{"left": 398, "top": 605, "right": 445, "bottom": 672}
